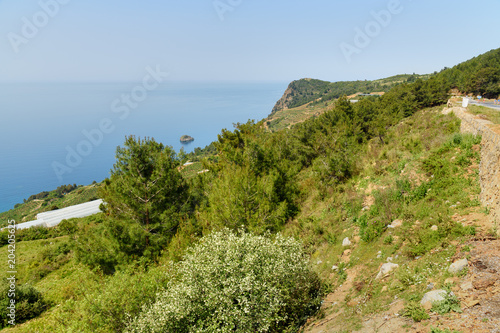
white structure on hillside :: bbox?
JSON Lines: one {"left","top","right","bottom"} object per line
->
{"left": 14, "top": 199, "right": 103, "bottom": 230}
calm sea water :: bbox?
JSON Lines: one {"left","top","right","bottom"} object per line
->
{"left": 0, "top": 81, "right": 287, "bottom": 213}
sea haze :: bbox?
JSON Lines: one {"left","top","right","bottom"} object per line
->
{"left": 0, "top": 81, "right": 287, "bottom": 213}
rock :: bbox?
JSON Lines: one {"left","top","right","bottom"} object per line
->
{"left": 381, "top": 286, "right": 388, "bottom": 292}
{"left": 431, "top": 225, "right": 438, "bottom": 231}
{"left": 342, "top": 237, "right": 351, "bottom": 247}
{"left": 180, "top": 135, "right": 194, "bottom": 142}
{"left": 472, "top": 275, "right": 496, "bottom": 290}
{"left": 463, "top": 297, "right": 480, "bottom": 308}
{"left": 420, "top": 289, "right": 448, "bottom": 310}
{"left": 427, "top": 283, "right": 434, "bottom": 290}
{"left": 343, "top": 249, "right": 351, "bottom": 256}
{"left": 332, "top": 265, "right": 339, "bottom": 271}
{"left": 448, "top": 258, "right": 468, "bottom": 274}
{"left": 316, "top": 260, "right": 323, "bottom": 265}
{"left": 460, "top": 281, "right": 473, "bottom": 291}
{"left": 390, "top": 219, "right": 403, "bottom": 228}
{"left": 376, "top": 263, "right": 399, "bottom": 279}
{"left": 387, "top": 257, "right": 393, "bottom": 262}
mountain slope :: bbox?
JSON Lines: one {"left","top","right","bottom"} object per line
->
{"left": 271, "top": 74, "right": 432, "bottom": 115}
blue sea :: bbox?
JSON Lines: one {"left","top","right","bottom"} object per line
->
{"left": 0, "top": 81, "right": 287, "bottom": 213}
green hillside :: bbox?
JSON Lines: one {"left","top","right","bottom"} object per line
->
{"left": 0, "top": 184, "right": 101, "bottom": 228}
{"left": 271, "top": 73, "right": 432, "bottom": 114}
{"left": 2, "top": 48, "right": 499, "bottom": 332}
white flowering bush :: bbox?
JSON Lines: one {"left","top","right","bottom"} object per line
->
{"left": 127, "top": 229, "right": 322, "bottom": 333}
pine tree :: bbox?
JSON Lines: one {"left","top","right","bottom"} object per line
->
{"left": 100, "top": 136, "right": 187, "bottom": 257}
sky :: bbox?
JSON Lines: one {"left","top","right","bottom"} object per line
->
{"left": 0, "top": 0, "right": 499, "bottom": 83}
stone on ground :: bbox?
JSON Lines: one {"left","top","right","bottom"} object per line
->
{"left": 448, "top": 258, "right": 468, "bottom": 274}
{"left": 375, "top": 263, "right": 399, "bottom": 279}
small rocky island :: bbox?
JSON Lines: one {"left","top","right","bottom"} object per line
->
{"left": 180, "top": 135, "right": 194, "bottom": 143}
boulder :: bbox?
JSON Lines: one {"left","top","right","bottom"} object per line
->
{"left": 431, "top": 225, "right": 438, "bottom": 231}
{"left": 342, "top": 237, "right": 351, "bottom": 247}
{"left": 390, "top": 219, "right": 403, "bottom": 228}
{"left": 420, "top": 289, "right": 448, "bottom": 310}
{"left": 376, "top": 263, "right": 399, "bottom": 279}
{"left": 448, "top": 258, "right": 468, "bottom": 274}
{"left": 332, "top": 265, "right": 339, "bottom": 271}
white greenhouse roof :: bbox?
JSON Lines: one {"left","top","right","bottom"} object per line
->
{"left": 14, "top": 199, "right": 103, "bottom": 230}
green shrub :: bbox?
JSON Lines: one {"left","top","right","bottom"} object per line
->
{"left": 17, "top": 226, "right": 53, "bottom": 241}
{"left": 0, "top": 283, "right": 51, "bottom": 328}
{"left": 127, "top": 229, "right": 322, "bottom": 333}
{"left": 0, "top": 230, "right": 8, "bottom": 246}
{"left": 431, "top": 290, "right": 462, "bottom": 314}
{"left": 401, "top": 302, "right": 429, "bottom": 322}
{"left": 358, "top": 215, "right": 385, "bottom": 242}
{"left": 383, "top": 235, "right": 394, "bottom": 245}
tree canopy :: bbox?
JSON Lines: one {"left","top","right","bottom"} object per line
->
{"left": 85, "top": 136, "right": 189, "bottom": 270}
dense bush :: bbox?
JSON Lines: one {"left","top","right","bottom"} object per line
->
{"left": 0, "top": 283, "right": 50, "bottom": 328}
{"left": 127, "top": 229, "right": 322, "bottom": 333}
{"left": 17, "top": 225, "right": 55, "bottom": 241}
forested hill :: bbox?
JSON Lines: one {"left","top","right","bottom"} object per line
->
{"left": 271, "top": 73, "right": 431, "bottom": 114}
{"left": 272, "top": 47, "right": 500, "bottom": 115}
{"left": 440, "top": 48, "right": 500, "bottom": 98}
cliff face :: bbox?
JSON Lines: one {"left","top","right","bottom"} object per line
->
{"left": 451, "top": 107, "right": 500, "bottom": 233}
{"left": 271, "top": 78, "right": 332, "bottom": 115}
{"left": 271, "top": 82, "right": 299, "bottom": 114}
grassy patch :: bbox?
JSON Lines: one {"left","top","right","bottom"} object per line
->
{"left": 468, "top": 104, "right": 500, "bottom": 124}
{"left": 266, "top": 100, "right": 334, "bottom": 131}
{"left": 180, "top": 162, "right": 206, "bottom": 179}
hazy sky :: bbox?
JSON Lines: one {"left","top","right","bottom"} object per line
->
{"left": 1, "top": 0, "right": 499, "bottom": 82}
